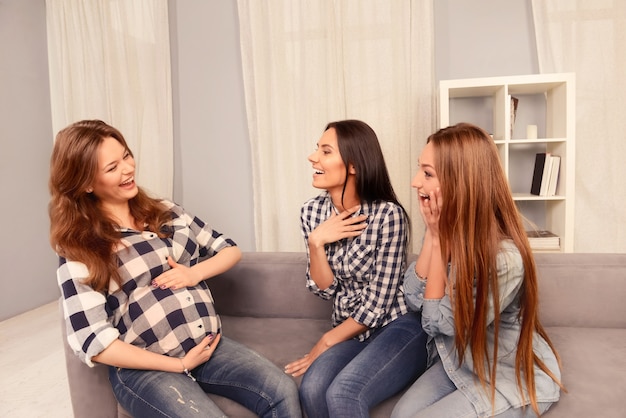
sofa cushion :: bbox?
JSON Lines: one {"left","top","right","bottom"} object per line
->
{"left": 209, "top": 321, "right": 626, "bottom": 418}
{"left": 211, "top": 315, "right": 404, "bottom": 417}
{"left": 543, "top": 326, "right": 626, "bottom": 418}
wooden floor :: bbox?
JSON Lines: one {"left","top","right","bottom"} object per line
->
{"left": 0, "top": 301, "right": 73, "bottom": 417}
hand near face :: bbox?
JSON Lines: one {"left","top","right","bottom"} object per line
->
{"left": 308, "top": 205, "right": 367, "bottom": 248}
{"left": 419, "top": 187, "right": 443, "bottom": 236}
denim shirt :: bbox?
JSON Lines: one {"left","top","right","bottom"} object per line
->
{"left": 403, "top": 240, "right": 561, "bottom": 417}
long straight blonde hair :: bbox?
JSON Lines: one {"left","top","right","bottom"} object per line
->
{"left": 429, "top": 123, "right": 563, "bottom": 415}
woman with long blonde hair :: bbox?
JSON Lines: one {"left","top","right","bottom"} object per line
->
{"left": 392, "top": 123, "right": 563, "bottom": 417}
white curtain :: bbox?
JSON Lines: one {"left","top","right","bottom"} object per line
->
{"left": 237, "top": 0, "right": 435, "bottom": 252}
{"left": 532, "top": 1, "right": 626, "bottom": 252}
{"left": 46, "top": 0, "right": 173, "bottom": 199}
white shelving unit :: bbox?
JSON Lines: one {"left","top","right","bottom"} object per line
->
{"left": 439, "top": 73, "right": 575, "bottom": 252}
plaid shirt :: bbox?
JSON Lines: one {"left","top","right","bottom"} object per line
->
{"left": 58, "top": 200, "right": 235, "bottom": 366}
{"left": 301, "top": 192, "right": 409, "bottom": 341}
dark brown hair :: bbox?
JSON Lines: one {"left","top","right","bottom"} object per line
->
{"left": 326, "top": 119, "right": 410, "bottom": 247}
{"left": 326, "top": 119, "right": 407, "bottom": 214}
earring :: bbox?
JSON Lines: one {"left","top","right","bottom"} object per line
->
{"left": 86, "top": 188, "right": 93, "bottom": 193}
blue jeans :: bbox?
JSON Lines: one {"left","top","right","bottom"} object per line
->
{"left": 391, "top": 359, "right": 554, "bottom": 418}
{"left": 299, "top": 312, "right": 428, "bottom": 418}
{"left": 109, "top": 336, "right": 301, "bottom": 418}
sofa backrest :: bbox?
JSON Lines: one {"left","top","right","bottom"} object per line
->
{"left": 209, "top": 251, "right": 626, "bottom": 329}
{"left": 535, "top": 252, "right": 626, "bottom": 328}
{"left": 209, "top": 252, "right": 332, "bottom": 320}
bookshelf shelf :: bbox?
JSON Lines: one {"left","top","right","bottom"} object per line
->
{"left": 439, "top": 73, "right": 575, "bottom": 252}
{"left": 509, "top": 138, "right": 567, "bottom": 144}
{"left": 512, "top": 193, "right": 566, "bottom": 201}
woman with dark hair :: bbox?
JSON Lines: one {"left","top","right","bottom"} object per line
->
{"left": 50, "top": 120, "right": 301, "bottom": 418}
{"left": 392, "top": 123, "right": 563, "bottom": 418}
{"left": 285, "top": 120, "right": 428, "bottom": 418}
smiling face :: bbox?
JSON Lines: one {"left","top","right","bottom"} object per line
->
{"left": 412, "top": 141, "right": 440, "bottom": 203}
{"left": 90, "top": 136, "right": 138, "bottom": 211}
{"left": 308, "top": 127, "right": 354, "bottom": 195}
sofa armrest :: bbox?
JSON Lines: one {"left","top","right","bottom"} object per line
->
{"left": 59, "top": 299, "right": 121, "bottom": 418}
{"left": 208, "top": 252, "right": 332, "bottom": 319}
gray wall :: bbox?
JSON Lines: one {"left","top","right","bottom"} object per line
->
{"left": 169, "top": 1, "right": 255, "bottom": 251}
{"left": 0, "top": 0, "right": 59, "bottom": 321}
{"left": 0, "top": 0, "right": 545, "bottom": 320}
{"left": 435, "top": 0, "right": 538, "bottom": 80}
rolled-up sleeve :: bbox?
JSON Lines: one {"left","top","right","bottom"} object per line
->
{"left": 301, "top": 204, "right": 338, "bottom": 300}
{"left": 403, "top": 261, "right": 426, "bottom": 311}
{"left": 422, "top": 297, "right": 456, "bottom": 337}
{"left": 58, "top": 259, "right": 120, "bottom": 367}
{"left": 403, "top": 262, "right": 456, "bottom": 336}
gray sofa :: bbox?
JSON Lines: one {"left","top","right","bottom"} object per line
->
{"left": 62, "top": 252, "right": 626, "bottom": 417}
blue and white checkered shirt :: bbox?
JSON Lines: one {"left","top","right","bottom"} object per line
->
{"left": 58, "top": 200, "right": 235, "bottom": 366}
{"left": 301, "top": 192, "right": 409, "bottom": 341}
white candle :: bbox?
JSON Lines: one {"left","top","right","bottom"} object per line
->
{"left": 527, "top": 124, "right": 538, "bottom": 139}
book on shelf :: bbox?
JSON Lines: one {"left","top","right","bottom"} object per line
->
{"left": 539, "top": 154, "right": 553, "bottom": 196}
{"left": 530, "top": 152, "right": 550, "bottom": 195}
{"left": 546, "top": 155, "right": 561, "bottom": 196}
{"left": 526, "top": 230, "right": 560, "bottom": 250}
{"left": 530, "top": 153, "right": 561, "bottom": 196}
{"left": 510, "top": 96, "right": 519, "bottom": 137}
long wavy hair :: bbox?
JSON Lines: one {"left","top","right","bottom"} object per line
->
{"left": 48, "top": 120, "right": 172, "bottom": 292}
{"left": 429, "top": 123, "right": 563, "bottom": 414}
